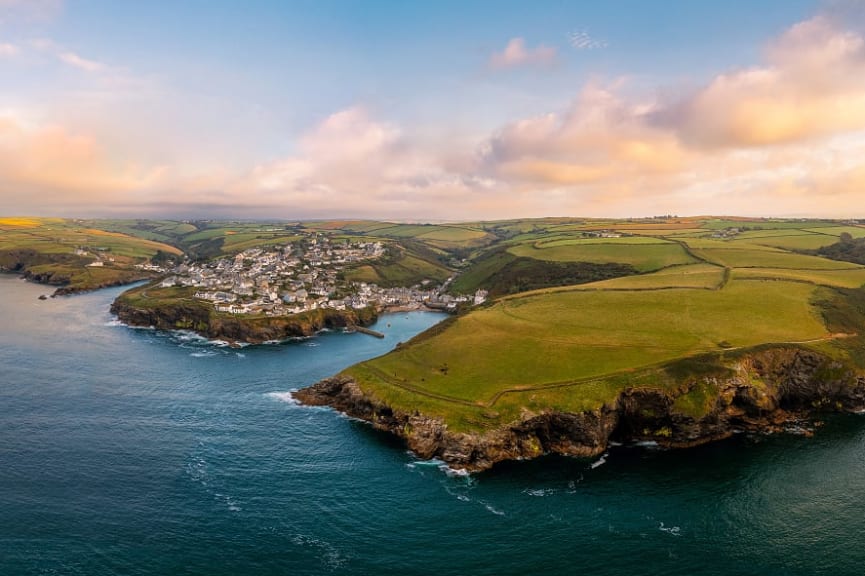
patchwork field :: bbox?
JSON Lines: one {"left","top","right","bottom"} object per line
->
{"left": 340, "top": 217, "right": 865, "bottom": 431}
{"left": 508, "top": 241, "right": 696, "bottom": 272}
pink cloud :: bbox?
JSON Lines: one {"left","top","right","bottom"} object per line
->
{"left": 57, "top": 51, "right": 106, "bottom": 73}
{"left": 0, "top": 114, "right": 164, "bottom": 210}
{"left": 6, "top": 14, "right": 865, "bottom": 220}
{"left": 489, "top": 37, "right": 557, "bottom": 70}
{"left": 0, "top": 42, "right": 18, "bottom": 57}
{"left": 653, "top": 15, "right": 865, "bottom": 148}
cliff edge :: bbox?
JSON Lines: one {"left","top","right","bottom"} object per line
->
{"left": 295, "top": 347, "right": 865, "bottom": 472}
{"left": 110, "top": 289, "right": 378, "bottom": 343}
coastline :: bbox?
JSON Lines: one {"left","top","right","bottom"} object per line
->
{"left": 295, "top": 347, "right": 865, "bottom": 472}
{"left": 110, "top": 286, "right": 382, "bottom": 345}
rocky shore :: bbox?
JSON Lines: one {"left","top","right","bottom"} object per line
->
{"left": 294, "top": 347, "right": 865, "bottom": 472}
{"left": 110, "top": 294, "right": 379, "bottom": 344}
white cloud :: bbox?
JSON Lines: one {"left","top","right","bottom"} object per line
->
{"left": 57, "top": 50, "right": 106, "bottom": 73}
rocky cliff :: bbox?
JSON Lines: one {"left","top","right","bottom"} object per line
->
{"left": 110, "top": 295, "right": 379, "bottom": 343}
{"left": 294, "top": 347, "right": 865, "bottom": 472}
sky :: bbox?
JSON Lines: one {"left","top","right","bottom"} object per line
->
{"left": 2, "top": 0, "right": 865, "bottom": 220}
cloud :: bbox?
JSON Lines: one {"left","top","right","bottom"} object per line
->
{"left": 27, "top": 38, "right": 113, "bottom": 75}
{"left": 0, "top": 42, "right": 18, "bottom": 57}
{"left": 0, "top": 0, "right": 62, "bottom": 22}
{"left": 652, "top": 15, "right": 865, "bottom": 148}
{"left": 0, "top": 113, "right": 164, "bottom": 210}
{"left": 480, "top": 83, "right": 687, "bottom": 188}
{"left": 57, "top": 51, "right": 106, "bottom": 73}
{"left": 471, "top": 14, "right": 865, "bottom": 217}
{"left": 568, "top": 30, "right": 607, "bottom": 50}
{"left": 6, "top": 12, "right": 865, "bottom": 220}
{"left": 240, "top": 107, "right": 482, "bottom": 217}
{"left": 489, "top": 37, "right": 557, "bottom": 70}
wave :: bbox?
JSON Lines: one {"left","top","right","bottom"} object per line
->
{"left": 175, "top": 330, "right": 209, "bottom": 343}
{"left": 658, "top": 522, "right": 682, "bottom": 536}
{"left": 265, "top": 391, "right": 299, "bottom": 405}
{"left": 524, "top": 488, "right": 557, "bottom": 497}
{"left": 103, "top": 318, "right": 127, "bottom": 327}
{"left": 190, "top": 351, "right": 218, "bottom": 358}
{"left": 439, "top": 463, "right": 471, "bottom": 478}
{"left": 215, "top": 492, "right": 242, "bottom": 513}
{"left": 291, "top": 534, "right": 349, "bottom": 570}
{"left": 589, "top": 453, "right": 608, "bottom": 469}
{"left": 633, "top": 440, "right": 660, "bottom": 448}
{"left": 483, "top": 502, "right": 506, "bottom": 516}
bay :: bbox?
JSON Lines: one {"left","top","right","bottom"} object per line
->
{"left": 1, "top": 274, "right": 864, "bottom": 575}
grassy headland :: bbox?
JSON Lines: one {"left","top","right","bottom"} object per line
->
{"left": 0, "top": 217, "right": 182, "bottom": 293}
{"left": 330, "top": 217, "right": 865, "bottom": 436}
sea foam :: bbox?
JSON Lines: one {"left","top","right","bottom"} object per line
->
{"left": 265, "top": 391, "right": 299, "bottom": 405}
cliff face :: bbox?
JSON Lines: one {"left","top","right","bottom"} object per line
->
{"left": 110, "top": 297, "right": 379, "bottom": 343}
{"left": 294, "top": 348, "right": 865, "bottom": 472}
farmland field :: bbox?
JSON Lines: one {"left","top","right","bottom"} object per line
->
{"left": 508, "top": 241, "right": 695, "bottom": 271}
{"left": 336, "top": 216, "right": 865, "bottom": 431}
{"left": 0, "top": 218, "right": 182, "bottom": 291}
{"left": 347, "top": 278, "right": 831, "bottom": 429}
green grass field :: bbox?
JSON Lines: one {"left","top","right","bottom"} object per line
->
{"left": 535, "top": 236, "right": 673, "bottom": 247}
{"left": 0, "top": 217, "right": 183, "bottom": 291}
{"left": 347, "top": 278, "right": 832, "bottom": 429}
{"left": 744, "top": 234, "right": 839, "bottom": 251}
{"left": 335, "top": 216, "right": 865, "bottom": 431}
{"left": 689, "top": 247, "right": 858, "bottom": 269}
{"left": 508, "top": 242, "right": 696, "bottom": 272}
{"left": 574, "top": 263, "right": 726, "bottom": 290}
{"left": 731, "top": 268, "right": 865, "bottom": 288}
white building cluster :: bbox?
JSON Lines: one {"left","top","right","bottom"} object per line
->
{"left": 150, "top": 234, "right": 490, "bottom": 316}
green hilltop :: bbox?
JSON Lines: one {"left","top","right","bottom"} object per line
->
{"left": 337, "top": 216, "right": 865, "bottom": 432}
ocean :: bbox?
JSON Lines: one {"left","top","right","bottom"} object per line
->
{"left": 2, "top": 273, "right": 864, "bottom": 575}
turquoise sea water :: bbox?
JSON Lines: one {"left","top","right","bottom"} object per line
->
{"left": 2, "top": 273, "right": 865, "bottom": 575}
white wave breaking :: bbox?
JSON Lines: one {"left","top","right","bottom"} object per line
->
{"left": 658, "top": 522, "right": 682, "bottom": 536}
{"left": 589, "top": 453, "right": 608, "bottom": 469}
{"left": 265, "top": 391, "right": 299, "bottom": 405}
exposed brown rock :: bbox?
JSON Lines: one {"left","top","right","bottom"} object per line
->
{"left": 110, "top": 296, "right": 378, "bottom": 344}
{"left": 295, "top": 347, "right": 865, "bottom": 472}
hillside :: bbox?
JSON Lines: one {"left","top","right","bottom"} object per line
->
{"left": 0, "top": 217, "right": 182, "bottom": 294}
{"left": 90, "top": 219, "right": 464, "bottom": 288}
{"left": 298, "top": 217, "right": 865, "bottom": 470}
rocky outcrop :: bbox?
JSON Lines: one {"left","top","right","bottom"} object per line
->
{"left": 110, "top": 296, "right": 378, "bottom": 344}
{"left": 295, "top": 347, "right": 865, "bottom": 472}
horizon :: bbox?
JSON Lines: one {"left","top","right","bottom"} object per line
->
{"left": 4, "top": 214, "right": 864, "bottom": 224}
{"left": 2, "top": 0, "right": 865, "bottom": 220}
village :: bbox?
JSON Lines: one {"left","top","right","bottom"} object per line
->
{"left": 139, "top": 234, "right": 487, "bottom": 317}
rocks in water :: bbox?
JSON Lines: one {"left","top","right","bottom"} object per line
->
{"left": 38, "top": 294, "right": 48, "bottom": 300}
